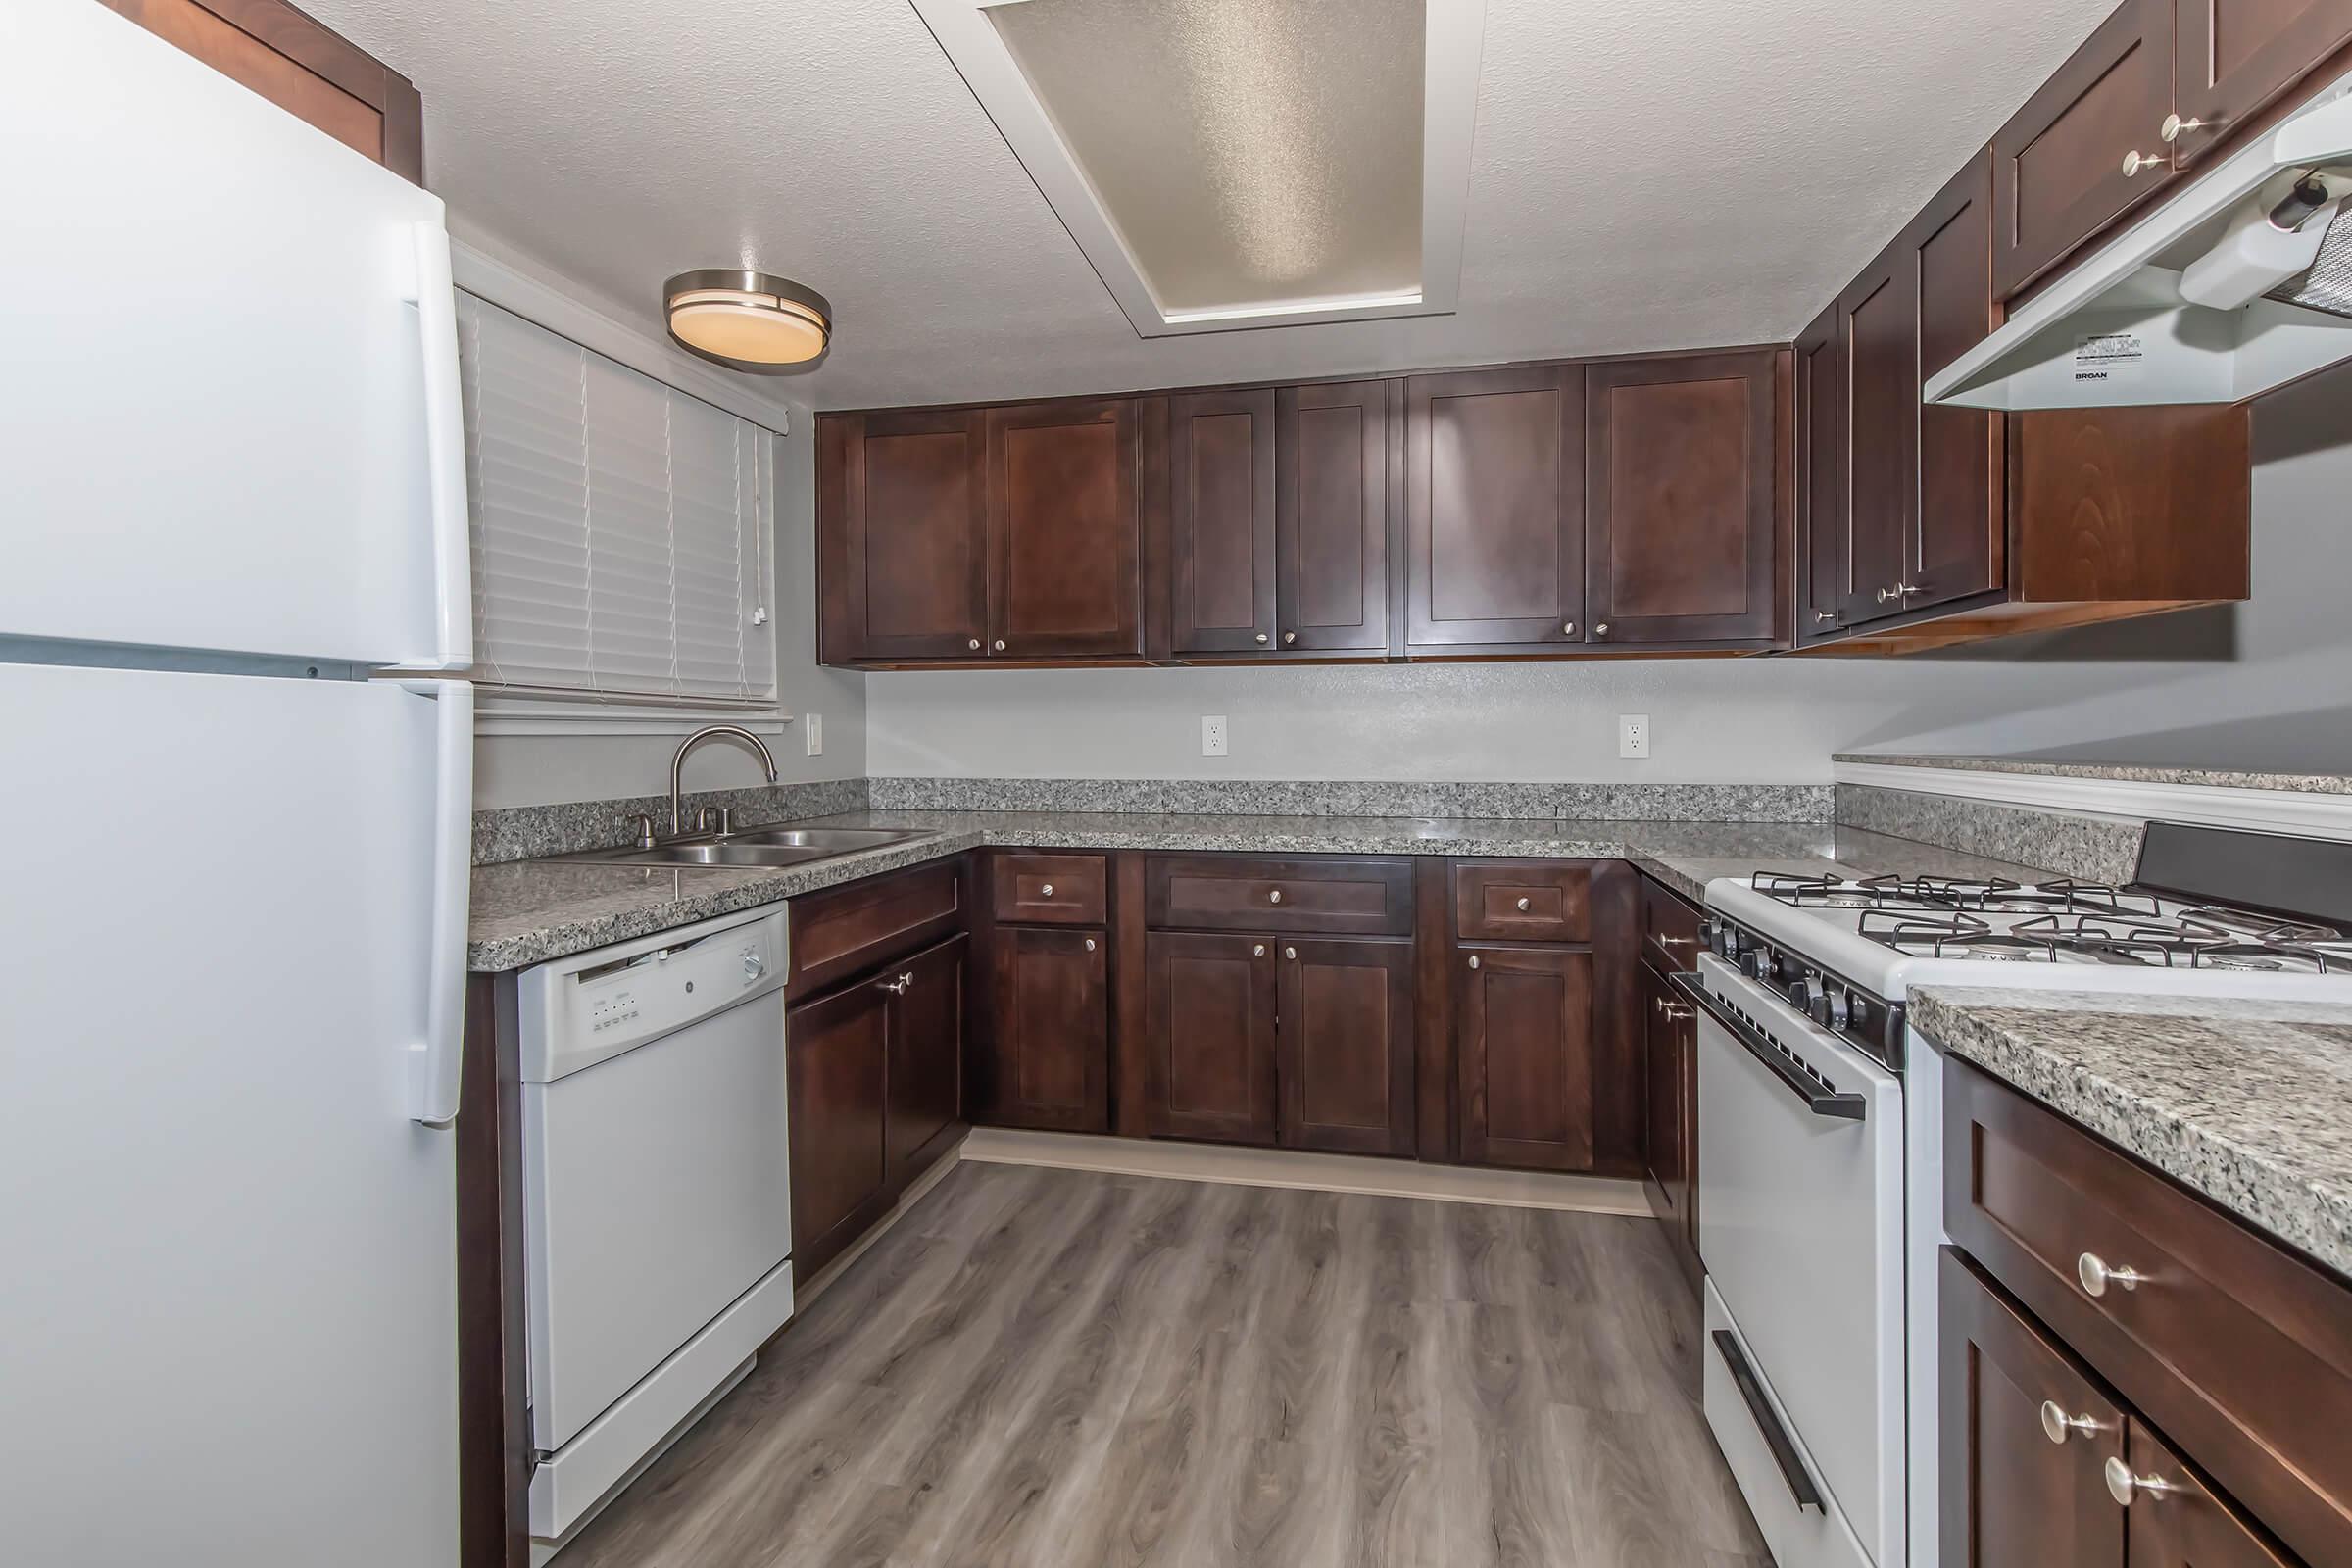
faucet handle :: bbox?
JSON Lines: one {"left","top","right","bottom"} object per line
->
{"left": 715, "top": 807, "right": 738, "bottom": 836}
{"left": 631, "top": 813, "right": 658, "bottom": 850}
{"left": 694, "top": 805, "right": 740, "bottom": 836}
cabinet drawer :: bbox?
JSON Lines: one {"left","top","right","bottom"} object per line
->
{"left": 1144, "top": 855, "right": 1412, "bottom": 936}
{"left": 1452, "top": 861, "right": 1592, "bottom": 943}
{"left": 1642, "top": 875, "right": 1703, "bottom": 971}
{"left": 787, "top": 858, "right": 966, "bottom": 1000}
{"left": 1946, "top": 1062, "right": 2352, "bottom": 1567}
{"left": 991, "top": 851, "right": 1107, "bottom": 925}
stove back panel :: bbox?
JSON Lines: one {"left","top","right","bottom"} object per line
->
{"left": 2134, "top": 821, "right": 2352, "bottom": 926}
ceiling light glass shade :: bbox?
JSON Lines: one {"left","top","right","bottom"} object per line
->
{"left": 663, "top": 270, "right": 831, "bottom": 370}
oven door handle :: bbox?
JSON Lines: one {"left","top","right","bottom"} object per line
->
{"left": 1671, "top": 971, "right": 1867, "bottom": 1122}
{"left": 1711, "top": 1330, "right": 1826, "bottom": 1513}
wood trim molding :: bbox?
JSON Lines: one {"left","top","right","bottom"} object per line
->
{"left": 1836, "top": 761, "right": 2352, "bottom": 841}
{"left": 959, "top": 1127, "right": 1653, "bottom": 1215}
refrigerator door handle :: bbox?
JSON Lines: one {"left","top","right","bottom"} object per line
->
{"left": 388, "top": 218, "right": 475, "bottom": 674}
{"left": 403, "top": 678, "right": 474, "bottom": 1125}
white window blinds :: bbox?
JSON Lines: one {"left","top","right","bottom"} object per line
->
{"left": 456, "top": 292, "right": 776, "bottom": 706}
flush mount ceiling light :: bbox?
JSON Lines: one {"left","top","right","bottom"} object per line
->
{"left": 913, "top": 0, "right": 1485, "bottom": 337}
{"left": 662, "top": 270, "right": 832, "bottom": 370}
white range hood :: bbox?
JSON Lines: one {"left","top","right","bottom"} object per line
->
{"left": 1927, "top": 68, "right": 2352, "bottom": 410}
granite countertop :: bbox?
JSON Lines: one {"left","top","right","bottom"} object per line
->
{"left": 1913, "top": 988, "right": 2352, "bottom": 1279}
{"left": 468, "top": 809, "right": 2048, "bottom": 972}
{"left": 1838, "top": 752, "right": 2352, "bottom": 796}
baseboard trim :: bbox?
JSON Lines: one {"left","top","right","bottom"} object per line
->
{"left": 958, "top": 1127, "right": 1654, "bottom": 1216}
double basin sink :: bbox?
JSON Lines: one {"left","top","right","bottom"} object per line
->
{"left": 558, "top": 825, "right": 929, "bottom": 869}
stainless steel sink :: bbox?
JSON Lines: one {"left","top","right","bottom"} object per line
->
{"left": 556, "top": 825, "right": 929, "bottom": 869}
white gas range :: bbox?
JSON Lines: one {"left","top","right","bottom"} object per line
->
{"left": 1682, "top": 821, "right": 2352, "bottom": 1568}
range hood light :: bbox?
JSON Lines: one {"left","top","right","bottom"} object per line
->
{"left": 663, "top": 270, "right": 831, "bottom": 370}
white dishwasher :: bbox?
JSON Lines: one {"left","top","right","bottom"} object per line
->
{"left": 517, "top": 906, "right": 795, "bottom": 1556}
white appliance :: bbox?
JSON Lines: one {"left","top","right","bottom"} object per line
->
{"left": 517, "top": 908, "right": 797, "bottom": 1556}
{"left": 1690, "top": 822, "right": 2352, "bottom": 1568}
{"left": 0, "top": 4, "right": 472, "bottom": 1564}
{"left": 1928, "top": 65, "right": 2352, "bottom": 410}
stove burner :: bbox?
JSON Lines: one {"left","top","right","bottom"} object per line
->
{"left": 1751, "top": 871, "right": 2162, "bottom": 919}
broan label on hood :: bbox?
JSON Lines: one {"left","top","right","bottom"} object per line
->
{"left": 2073, "top": 332, "right": 2146, "bottom": 382}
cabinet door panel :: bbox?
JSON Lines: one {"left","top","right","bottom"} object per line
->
{"left": 2124, "top": 1417, "right": 2297, "bottom": 1565}
{"left": 1794, "top": 303, "right": 1848, "bottom": 644}
{"left": 1914, "top": 151, "right": 2004, "bottom": 609}
{"left": 1586, "top": 351, "right": 1779, "bottom": 644}
{"left": 885, "top": 934, "right": 965, "bottom": 1191}
{"left": 983, "top": 925, "right": 1108, "bottom": 1133}
{"left": 1145, "top": 932, "right": 1278, "bottom": 1146}
{"left": 1278, "top": 937, "right": 1414, "bottom": 1156}
{"left": 1642, "top": 965, "right": 1689, "bottom": 1227}
{"left": 1170, "top": 389, "right": 1275, "bottom": 655}
{"left": 1456, "top": 945, "right": 1595, "bottom": 1171}
{"left": 1941, "top": 1250, "right": 2127, "bottom": 1568}
{"left": 987, "top": 398, "right": 1142, "bottom": 659}
{"left": 786, "top": 978, "right": 892, "bottom": 1278}
{"left": 2174, "top": 0, "right": 2352, "bottom": 168}
{"left": 817, "top": 409, "right": 989, "bottom": 662}
{"left": 1992, "top": 0, "right": 2179, "bottom": 299}
{"left": 1840, "top": 255, "right": 1920, "bottom": 625}
{"left": 1278, "top": 379, "right": 1394, "bottom": 654}
{"left": 1405, "top": 366, "right": 1586, "bottom": 649}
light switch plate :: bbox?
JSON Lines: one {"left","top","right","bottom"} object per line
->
{"left": 1619, "top": 713, "right": 1649, "bottom": 759}
{"left": 1201, "top": 714, "right": 1229, "bottom": 757}
{"left": 805, "top": 712, "right": 823, "bottom": 757}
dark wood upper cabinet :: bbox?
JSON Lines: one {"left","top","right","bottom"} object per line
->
{"left": 1455, "top": 944, "right": 1596, "bottom": 1172}
{"left": 1585, "top": 350, "right": 1781, "bottom": 645}
{"left": 1794, "top": 303, "right": 1849, "bottom": 645}
{"left": 883, "top": 934, "right": 965, "bottom": 1192}
{"left": 1992, "top": 0, "right": 2180, "bottom": 300}
{"left": 1276, "top": 937, "right": 1415, "bottom": 1157}
{"left": 978, "top": 923, "right": 1108, "bottom": 1134}
{"left": 986, "top": 398, "right": 1143, "bottom": 660}
{"left": 2173, "top": 0, "right": 2352, "bottom": 168}
{"left": 1840, "top": 247, "right": 1921, "bottom": 627}
{"left": 102, "top": 0, "right": 424, "bottom": 182}
{"left": 1143, "top": 931, "right": 1279, "bottom": 1146}
{"left": 817, "top": 409, "right": 990, "bottom": 663}
{"left": 1169, "top": 389, "right": 1277, "bottom": 656}
{"left": 1941, "top": 1250, "right": 2128, "bottom": 1568}
{"left": 1277, "top": 379, "right": 1396, "bottom": 656}
{"left": 1405, "top": 365, "right": 1587, "bottom": 651}
{"left": 1912, "top": 151, "right": 2006, "bottom": 610}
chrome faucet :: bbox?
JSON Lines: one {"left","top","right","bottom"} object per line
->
{"left": 668, "top": 724, "right": 779, "bottom": 837}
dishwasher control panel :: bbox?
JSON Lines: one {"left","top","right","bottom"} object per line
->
{"left": 517, "top": 907, "right": 789, "bottom": 1083}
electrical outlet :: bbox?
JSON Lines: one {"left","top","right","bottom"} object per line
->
{"left": 804, "top": 712, "right": 823, "bottom": 757}
{"left": 1201, "top": 714, "right": 1229, "bottom": 757}
{"left": 1619, "top": 713, "right": 1650, "bottom": 759}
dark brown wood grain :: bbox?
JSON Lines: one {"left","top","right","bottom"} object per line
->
{"left": 1913, "top": 149, "right": 2007, "bottom": 610}
{"left": 1275, "top": 936, "right": 1416, "bottom": 1156}
{"left": 816, "top": 409, "right": 990, "bottom": 663}
{"left": 979, "top": 923, "right": 1109, "bottom": 1133}
{"left": 986, "top": 398, "right": 1143, "bottom": 660}
{"left": 1412, "top": 858, "right": 1455, "bottom": 1162}
{"left": 785, "top": 858, "right": 965, "bottom": 1001}
{"left": 786, "top": 975, "right": 894, "bottom": 1282}
{"left": 1404, "top": 364, "right": 1588, "bottom": 650}
{"left": 457, "top": 973, "right": 528, "bottom": 1568}
{"left": 988, "top": 851, "right": 1108, "bottom": 926}
{"left": 2173, "top": 0, "right": 2352, "bottom": 168}
{"left": 1169, "top": 389, "right": 1277, "bottom": 655}
{"left": 1277, "top": 379, "right": 1395, "bottom": 655}
{"left": 1454, "top": 944, "right": 1596, "bottom": 1172}
{"left": 1992, "top": 0, "right": 2179, "bottom": 300}
{"left": 2009, "top": 404, "right": 2251, "bottom": 603}
{"left": 884, "top": 934, "right": 966, "bottom": 1191}
{"left": 1451, "top": 860, "right": 1594, "bottom": 944}
{"left": 1589, "top": 860, "right": 1644, "bottom": 1178}
{"left": 1144, "top": 854, "right": 1415, "bottom": 937}
{"left": 1137, "top": 394, "right": 1174, "bottom": 663}
{"left": 1839, "top": 241, "right": 1921, "bottom": 627}
{"left": 1946, "top": 1062, "right": 2352, "bottom": 1566}
{"left": 1110, "top": 852, "right": 1151, "bottom": 1138}
{"left": 1639, "top": 964, "right": 1694, "bottom": 1278}
{"left": 101, "top": 0, "right": 423, "bottom": 181}
{"left": 1584, "top": 351, "right": 1781, "bottom": 644}
{"left": 1794, "top": 302, "right": 1849, "bottom": 645}
{"left": 1143, "top": 931, "right": 1280, "bottom": 1146}
{"left": 1940, "top": 1249, "right": 2128, "bottom": 1568}
{"left": 1641, "top": 875, "right": 1703, "bottom": 975}
{"left": 2126, "top": 1416, "right": 2299, "bottom": 1565}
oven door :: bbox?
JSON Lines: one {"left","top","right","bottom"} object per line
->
{"left": 1690, "top": 954, "right": 1905, "bottom": 1568}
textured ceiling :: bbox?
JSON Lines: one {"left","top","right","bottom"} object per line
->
{"left": 304, "top": 0, "right": 2120, "bottom": 410}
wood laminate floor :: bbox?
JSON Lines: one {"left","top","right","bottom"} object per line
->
{"left": 563, "top": 1162, "right": 1772, "bottom": 1568}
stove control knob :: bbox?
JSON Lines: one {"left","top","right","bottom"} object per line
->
{"left": 1823, "top": 989, "right": 1852, "bottom": 1029}
{"left": 1740, "top": 948, "right": 1772, "bottom": 981}
{"left": 1797, "top": 975, "right": 1828, "bottom": 1018}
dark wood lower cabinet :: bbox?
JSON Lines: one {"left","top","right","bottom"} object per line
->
{"left": 785, "top": 974, "right": 894, "bottom": 1281}
{"left": 1143, "top": 930, "right": 1280, "bottom": 1146}
{"left": 1454, "top": 944, "right": 1596, "bottom": 1172}
{"left": 978, "top": 924, "right": 1108, "bottom": 1132}
{"left": 1276, "top": 937, "right": 1415, "bottom": 1156}
{"left": 1641, "top": 963, "right": 1693, "bottom": 1241}
{"left": 884, "top": 934, "right": 966, "bottom": 1189}
{"left": 2125, "top": 1417, "right": 2298, "bottom": 1566}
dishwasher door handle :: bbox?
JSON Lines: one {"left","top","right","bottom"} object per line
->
{"left": 1671, "top": 971, "right": 1866, "bottom": 1122}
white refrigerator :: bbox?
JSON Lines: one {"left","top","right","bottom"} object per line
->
{"left": 1, "top": 3, "right": 474, "bottom": 1564}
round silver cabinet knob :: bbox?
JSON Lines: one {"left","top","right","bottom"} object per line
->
{"left": 2161, "top": 113, "right": 2207, "bottom": 142}
{"left": 2077, "top": 1252, "right": 2146, "bottom": 1298}
{"left": 1516, "top": 896, "right": 1532, "bottom": 912}
{"left": 992, "top": 639, "right": 1006, "bottom": 653}
{"left": 2122, "top": 148, "right": 2165, "bottom": 178}
{"left": 1284, "top": 947, "right": 1297, "bottom": 960}
{"left": 1255, "top": 632, "right": 1269, "bottom": 645}
{"left": 2105, "top": 1456, "right": 2175, "bottom": 1507}
{"left": 967, "top": 638, "right": 981, "bottom": 651}
{"left": 1815, "top": 610, "right": 1837, "bottom": 623}
{"left": 1084, "top": 937, "right": 1097, "bottom": 953}
{"left": 1468, "top": 956, "right": 1481, "bottom": 970}
{"left": 1040, "top": 883, "right": 1054, "bottom": 898}
{"left": 1562, "top": 620, "right": 1578, "bottom": 636}
{"left": 1252, "top": 944, "right": 1266, "bottom": 957}
{"left": 1268, "top": 889, "right": 1283, "bottom": 905}
{"left": 1594, "top": 622, "right": 1610, "bottom": 638}
{"left": 2039, "top": 1400, "right": 2102, "bottom": 1446}
{"left": 1283, "top": 631, "right": 1297, "bottom": 645}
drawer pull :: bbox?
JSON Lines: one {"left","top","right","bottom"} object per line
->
{"left": 1268, "top": 889, "right": 1283, "bottom": 905}
{"left": 1516, "top": 896, "right": 1532, "bottom": 911}
{"left": 1084, "top": 938, "right": 1097, "bottom": 953}
{"left": 1468, "top": 956, "right": 1481, "bottom": 970}
{"left": 1040, "top": 883, "right": 1054, "bottom": 897}
{"left": 2039, "top": 1401, "right": 2104, "bottom": 1445}
{"left": 2104, "top": 1456, "right": 2176, "bottom": 1506}
{"left": 1284, "top": 947, "right": 1297, "bottom": 960}
{"left": 2077, "top": 1252, "right": 2146, "bottom": 1298}
{"left": 1659, "top": 934, "right": 1695, "bottom": 948}
{"left": 1659, "top": 1001, "right": 1694, "bottom": 1022}
{"left": 879, "top": 970, "right": 914, "bottom": 996}
{"left": 1252, "top": 944, "right": 1266, "bottom": 957}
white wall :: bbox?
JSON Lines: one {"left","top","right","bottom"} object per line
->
{"left": 865, "top": 364, "right": 2352, "bottom": 782}
{"left": 473, "top": 416, "right": 869, "bottom": 808}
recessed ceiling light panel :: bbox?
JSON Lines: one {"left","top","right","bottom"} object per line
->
{"left": 914, "top": 0, "right": 1485, "bottom": 336}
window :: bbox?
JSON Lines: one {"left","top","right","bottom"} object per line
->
{"left": 456, "top": 292, "right": 778, "bottom": 710}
